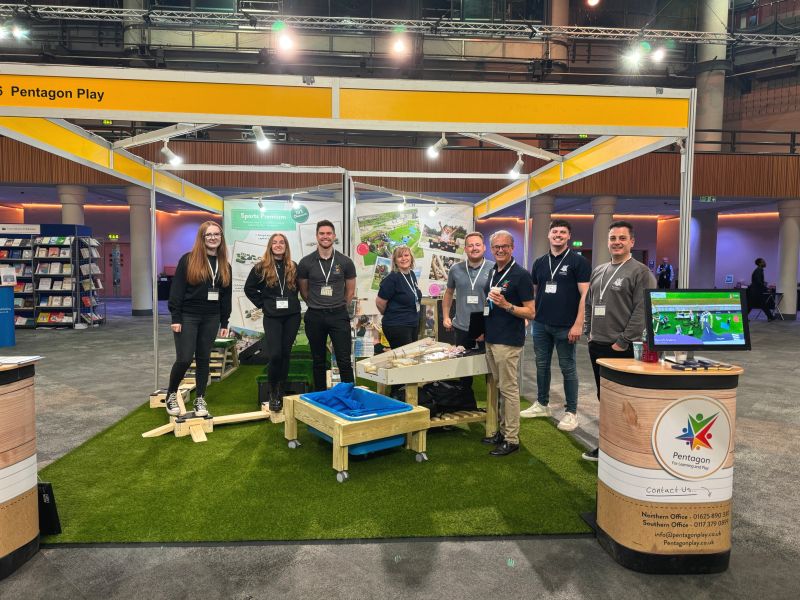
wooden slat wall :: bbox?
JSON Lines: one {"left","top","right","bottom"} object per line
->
{"left": 1, "top": 137, "right": 798, "bottom": 198}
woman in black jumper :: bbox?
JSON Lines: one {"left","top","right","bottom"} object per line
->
{"left": 375, "top": 245, "right": 422, "bottom": 349}
{"left": 166, "top": 221, "right": 232, "bottom": 417}
{"left": 244, "top": 233, "right": 301, "bottom": 412}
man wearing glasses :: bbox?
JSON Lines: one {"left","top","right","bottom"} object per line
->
{"left": 481, "top": 231, "right": 535, "bottom": 456}
{"left": 442, "top": 231, "right": 494, "bottom": 392}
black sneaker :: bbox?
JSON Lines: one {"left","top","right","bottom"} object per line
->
{"left": 481, "top": 431, "right": 504, "bottom": 445}
{"left": 490, "top": 441, "right": 519, "bottom": 456}
{"left": 582, "top": 447, "right": 599, "bottom": 462}
{"left": 165, "top": 392, "right": 180, "bottom": 416}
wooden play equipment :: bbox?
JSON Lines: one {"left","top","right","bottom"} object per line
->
{"left": 356, "top": 339, "right": 497, "bottom": 435}
{"left": 0, "top": 358, "right": 40, "bottom": 581}
{"left": 185, "top": 338, "right": 239, "bottom": 383}
{"left": 594, "top": 358, "right": 743, "bottom": 574}
{"left": 283, "top": 392, "right": 429, "bottom": 482}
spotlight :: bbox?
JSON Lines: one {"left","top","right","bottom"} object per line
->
{"left": 651, "top": 47, "right": 666, "bottom": 62}
{"left": 11, "top": 25, "right": 28, "bottom": 40}
{"left": 429, "top": 202, "right": 439, "bottom": 217}
{"left": 291, "top": 193, "right": 300, "bottom": 209}
{"left": 252, "top": 125, "right": 271, "bottom": 150}
{"left": 273, "top": 21, "right": 294, "bottom": 53}
{"left": 392, "top": 36, "right": 409, "bottom": 55}
{"left": 398, "top": 196, "right": 407, "bottom": 211}
{"left": 427, "top": 133, "right": 448, "bottom": 159}
{"left": 508, "top": 152, "right": 525, "bottom": 179}
{"left": 587, "top": 0, "right": 600, "bottom": 6}
{"left": 623, "top": 47, "right": 642, "bottom": 69}
{"left": 258, "top": 198, "right": 265, "bottom": 213}
{"left": 160, "top": 141, "right": 183, "bottom": 166}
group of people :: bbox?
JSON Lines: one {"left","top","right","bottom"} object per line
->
{"left": 166, "top": 217, "right": 655, "bottom": 464}
{"left": 166, "top": 219, "right": 357, "bottom": 417}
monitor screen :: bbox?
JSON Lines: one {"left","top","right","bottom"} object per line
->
{"left": 645, "top": 289, "right": 751, "bottom": 351}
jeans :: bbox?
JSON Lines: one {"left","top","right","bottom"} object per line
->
{"left": 304, "top": 307, "right": 354, "bottom": 391}
{"left": 263, "top": 313, "right": 301, "bottom": 385}
{"left": 168, "top": 312, "right": 220, "bottom": 397}
{"left": 382, "top": 324, "right": 418, "bottom": 349}
{"left": 587, "top": 340, "right": 634, "bottom": 399}
{"left": 532, "top": 321, "right": 579, "bottom": 414}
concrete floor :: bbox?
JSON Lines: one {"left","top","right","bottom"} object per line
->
{"left": 0, "top": 300, "right": 797, "bottom": 599}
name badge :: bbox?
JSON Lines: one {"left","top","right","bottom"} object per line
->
{"left": 415, "top": 302, "right": 420, "bottom": 313}
{"left": 594, "top": 305, "right": 606, "bottom": 317}
{"left": 466, "top": 295, "right": 479, "bottom": 304}
{"left": 276, "top": 297, "right": 289, "bottom": 310}
{"left": 320, "top": 285, "right": 333, "bottom": 297}
{"left": 207, "top": 289, "right": 219, "bottom": 302}
{"left": 483, "top": 305, "right": 490, "bottom": 316}
{"left": 544, "top": 281, "right": 557, "bottom": 294}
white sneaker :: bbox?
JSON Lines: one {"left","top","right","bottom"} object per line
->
{"left": 557, "top": 412, "right": 579, "bottom": 432}
{"left": 520, "top": 402, "right": 551, "bottom": 418}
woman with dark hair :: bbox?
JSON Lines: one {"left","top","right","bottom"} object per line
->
{"left": 749, "top": 257, "right": 775, "bottom": 321}
{"left": 375, "top": 245, "right": 422, "bottom": 349}
{"left": 166, "top": 220, "right": 232, "bottom": 417}
{"left": 244, "top": 233, "right": 301, "bottom": 412}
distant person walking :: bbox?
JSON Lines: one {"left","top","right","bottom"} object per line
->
{"left": 656, "top": 257, "right": 673, "bottom": 289}
{"left": 749, "top": 257, "right": 776, "bottom": 321}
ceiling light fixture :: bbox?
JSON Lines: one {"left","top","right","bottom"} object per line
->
{"left": 427, "top": 133, "right": 448, "bottom": 159}
{"left": 272, "top": 21, "right": 294, "bottom": 53}
{"left": 258, "top": 198, "right": 265, "bottom": 213}
{"left": 291, "top": 193, "right": 301, "bottom": 209}
{"left": 623, "top": 47, "right": 643, "bottom": 69}
{"left": 508, "top": 152, "right": 525, "bottom": 179}
{"left": 429, "top": 202, "right": 439, "bottom": 217}
{"left": 11, "top": 24, "right": 28, "bottom": 40}
{"left": 160, "top": 141, "right": 183, "bottom": 166}
{"left": 399, "top": 195, "right": 407, "bottom": 211}
{"left": 651, "top": 47, "right": 666, "bottom": 62}
{"left": 252, "top": 125, "right": 271, "bottom": 150}
{"left": 587, "top": 0, "right": 601, "bottom": 7}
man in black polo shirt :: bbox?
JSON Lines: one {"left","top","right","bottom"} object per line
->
{"left": 297, "top": 220, "right": 357, "bottom": 391}
{"left": 522, "top": 219, "right": 590, "bottom": 432}
{"left": 481, "top": 230, "right": 535, "bottom": 456}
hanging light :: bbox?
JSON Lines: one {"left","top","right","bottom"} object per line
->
{"left": 160, "top": 141, "right": 182, "bottom": 166}
{"left": 398, "top": 195, "right": 407, "bottom": 211}
{"left": 252, "top": 126, "right": 271, "bottom": 150}
{"left": 272, "top": 21, "right": 294, "bottom": 53}
{"left": 427, "top": 133, "right": 448, "bottom": 159}
{"left": 258, "top": 198, "right": 265, "bottom": 213}
{"left": 291, "top": 193, "right": 301, "bottom": 209}
{"left": 508, "top": 152, "right": 525, "bottom": 179}
{"left": 429, "top": 202, "right": 439, "bottom": 217}
{"left": 651, "top": 47, "right": 666, "bottom": 62}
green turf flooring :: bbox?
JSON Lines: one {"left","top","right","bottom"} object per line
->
{"left": 40, "top": 366, "right": 598, "bottom": 543}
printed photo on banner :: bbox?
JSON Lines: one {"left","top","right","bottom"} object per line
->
{"left": 352, "top": 313, "right": 383, "bottom": 358}
{"left": 420, "top": 221, "right": 467, "bottom": 255}
{"left": 231, "top": 239, "right": 267, "bottom": 282}
{"left": 428, "top": 252, "right": 463, "bottom": 282}
{"left": 370, "top": 256, "right": 392, "bottom": 291}
{"left": 356, "top": 208, "right": 423, "bottom": 266}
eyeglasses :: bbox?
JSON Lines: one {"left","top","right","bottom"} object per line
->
{"left": 492, "top": 244, "right": 512, "bottom": 250}
{"left": 204, "top": 233, "right": 221, "bottom": 239}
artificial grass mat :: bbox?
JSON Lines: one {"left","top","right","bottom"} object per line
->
{"left": 40, "top": 365, "right": 598, "bottom": 543}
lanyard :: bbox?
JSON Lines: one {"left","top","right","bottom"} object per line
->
{"left": 598, "top": 257, "right": 631, "bottom": 302}
{"left": 490, "top": 259, "right": 516, "bottom": 289}
{"left": 206, "top": 256, "right": 218, "bottom": 287}
{"left": 318, "top": 251, "right": 336, "bottom": 285}
{"left": 466, "top": 259, "right": 486, "bottom": 291}
{"left": 274, "top": 262, "right": 286, "bottom": 296}
{"left": 548, "top": 249, "right": 570, "bottom": 280}
{"left": 400, "top": 271, "right": 419, "bottom": 298}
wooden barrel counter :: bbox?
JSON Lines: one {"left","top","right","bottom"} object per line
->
{"left": 594, "top": 358, "right": 743, "bottom": 574}
{"left": 0, "top": 359, "right": 39, "bottom": 581}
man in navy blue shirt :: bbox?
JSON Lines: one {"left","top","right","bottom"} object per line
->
{"left": 522, "top": 219, "right": 590, "bottom": 432}
{"left": 482, "top": 230, "right": 535, "bottom": 456}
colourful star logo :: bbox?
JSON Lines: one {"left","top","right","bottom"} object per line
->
{"left": 676, "top": 412, "right": 718, "bottom": 451}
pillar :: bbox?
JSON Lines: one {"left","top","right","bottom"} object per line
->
{"left": 530, "top": 195, "right": 556, "bottom": 261}
{"left": 689, "top": 211, "right": 718, "bottom": 288}
{"left": 57, "top": 185, "right": 86, "bottom": 225}
{"left": 777, "top": 199, "right": 800, "bottom": 319}
{"left": 695, "top": 0, "right": 729, "bottom": 151}
{"left": 591, "top": 196, "right": 616, "bottom": 268}
{"left": 549, "top": 0, "right": 569, "bottom": 64}
{"left": 127, "top": 186, "right": 153, "bottom": 316}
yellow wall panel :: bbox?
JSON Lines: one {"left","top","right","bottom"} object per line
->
{"left": 487, "top": 180, "right": 527, "bottom": 212}
{"left": 0, "top": 117, "right": 109, "bottom": 167}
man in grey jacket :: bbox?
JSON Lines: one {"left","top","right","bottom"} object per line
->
{"left": 582, "top": 220, "right": 656, "bottom": 462}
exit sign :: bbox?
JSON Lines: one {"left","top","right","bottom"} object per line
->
{"left": 699, "top": 196, "right": 716, "bottom": 203}
{"left": 572, "top": 240, "right": 583, "bottom": 247}
{"left": 107, "top": 233, "right": 119, "bottom": 240}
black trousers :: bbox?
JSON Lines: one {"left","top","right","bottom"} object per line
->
{"left": 382, "top": 324, "right": 418, "bottom": 349}
{"left": 304, "top": 307, "right": 354, "bottom": 391}
{"left": 455, "top": 327, "right": 484, "bottom": 389}
{"left": 588, "top": 340, "right": 634, "bottom": 400}
{"left": 168, "top": 312, "right": 220, "bottom": 397}
{"left": 263, "top": 312, "right": 301, "bottom": 386}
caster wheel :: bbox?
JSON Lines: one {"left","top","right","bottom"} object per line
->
{"left": 287, "top": 440, "right": 300, "bottom": 449}
{"left": 336, "top": 471, "right": 350, "bottom": 483}
{"left": 415, "top": 452, "right": 428, "bottom": 463}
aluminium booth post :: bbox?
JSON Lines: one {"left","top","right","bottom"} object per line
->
{"left": 523, "top": 174, "right": 531, "bottom": 270}
{"left": 678, "top": 89, "right": 698, "bottom": 289}
{"left": 151, "top": 167, "right": 159, "bottom": 391}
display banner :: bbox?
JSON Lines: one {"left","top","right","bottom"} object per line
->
{"left": 353, "top": 202, "right": 473, "bottom": 314}
{"left": 222, "top": 199, "right": 343, "bottom": 349}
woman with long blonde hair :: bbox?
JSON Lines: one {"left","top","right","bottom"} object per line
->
{"left": 166, "top": 220, "right": 232, "bottom": 417}
{"left": 244, "top": 232, "right": 301, "bottom": 412}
